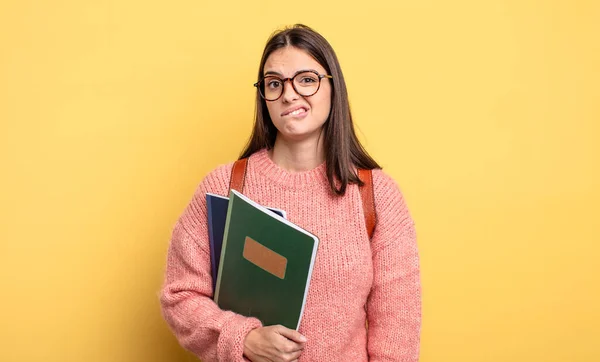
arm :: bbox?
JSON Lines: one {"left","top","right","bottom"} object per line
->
{"left": 367, "top": 170, "right": 422, "bottom": 361}
{"left": 160, "top": 176, "right": 263, "bottom": 361}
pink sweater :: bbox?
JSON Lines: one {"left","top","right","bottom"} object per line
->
{"left": 160, "top": 149, "right": 421, "bottom": 361}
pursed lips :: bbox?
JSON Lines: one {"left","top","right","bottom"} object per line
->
{"left": 281, "top": 106, "right": 308, "bottom": 117}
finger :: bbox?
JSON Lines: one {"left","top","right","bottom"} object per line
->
{"left": 287, "top": 349, "right": 302, "bottom": 360}
{"left": 275, "top": 325, "right": 307, "bottom": 343}
{"left": 282, "top": 339, "right": 304, "bottom": 353}
{"left": 278, "top": 349, "right": 302, "bottom": 362}
{"left": 273, "top": 337, "right": 303, "bottom": 354}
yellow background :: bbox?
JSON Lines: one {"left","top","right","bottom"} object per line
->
{"left": 1, "top": 0, "right": 598, "bottom": 361}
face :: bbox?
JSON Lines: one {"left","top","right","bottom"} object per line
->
{"left": 262, "top": 46, "right": 332, "bottom": 143}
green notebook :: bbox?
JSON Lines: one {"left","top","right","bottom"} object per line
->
{"left": 214, "top": 190, "right": 319, "bottom": 330}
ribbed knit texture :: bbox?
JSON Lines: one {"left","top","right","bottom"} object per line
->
{"left": 160, "top": 149, "right": 421, "bottom": 361}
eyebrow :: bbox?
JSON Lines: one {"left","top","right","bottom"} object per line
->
{"left": 263, "top": 69, "right": 319, "bottom": 77}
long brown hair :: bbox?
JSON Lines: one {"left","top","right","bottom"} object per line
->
{"left": 240, "top": 24, "right": 380, "bottom": 195}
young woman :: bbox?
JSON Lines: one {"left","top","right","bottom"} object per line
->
{"left": 160, "top": 24, "right": 421, "bottom": 362}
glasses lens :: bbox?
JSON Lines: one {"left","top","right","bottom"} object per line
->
{"left": 261, "top": 76, "right": 283, "bottom": 101}
{"left": 293, "top": 72, "right": 320, "bottom": 96}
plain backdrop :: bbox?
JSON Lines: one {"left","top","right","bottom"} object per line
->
{"left": 1, "top": 1, "right": 599, "bottom": 361}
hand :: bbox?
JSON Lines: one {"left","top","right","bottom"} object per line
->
{"left": 243, "top": 324, "right": 307, "bottom": 362}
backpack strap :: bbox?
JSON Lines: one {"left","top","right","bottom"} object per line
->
{"left": 229, "top": 158, "right": 377, "bottom": 239}
{"left": 357, "top": 168, "right": 376, "bottom": 240}
{"left": 229, "top": 157, "right": 248, "bottom": 193}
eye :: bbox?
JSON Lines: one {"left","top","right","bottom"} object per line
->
{"left": 266, "top": 79, "right": 282, "bottom": 89}
{"left": 298, "top": 75, "right": 317, "bottom": 84}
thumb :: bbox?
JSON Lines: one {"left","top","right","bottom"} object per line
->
{"left": 275, "top": 325, "right": 307, "bottom": 343}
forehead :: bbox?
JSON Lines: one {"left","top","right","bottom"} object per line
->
{"left": 263, "top": 46, "right": 326, "bottom": 76}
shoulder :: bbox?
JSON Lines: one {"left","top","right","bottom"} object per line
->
{"left": 202, "top": 162, "right": 234, "bottom": 188}
{"left": 194, "top": 150, "right": 265, "bottom": 197}
{"left": 193, "top": 161, "right": 235, "bottom": 198}
{"left": 369, "top": 168, "right": 413, "bottom": 226}
{"left": 370, "top": 168, "right": 404, "bottom": 201}
{"left": 176, "top": 161, "right": 235, "bottom": 236}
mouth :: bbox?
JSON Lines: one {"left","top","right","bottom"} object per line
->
{"left": 281, "top": 106, "right": 309, "bottom": 117}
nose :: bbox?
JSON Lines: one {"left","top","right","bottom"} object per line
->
{"left": 281, "top": 78, "right": 300, "bottom": 103}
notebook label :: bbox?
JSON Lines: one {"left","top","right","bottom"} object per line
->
{"left": 243, "top": 236, "right": 287, "bottom": 279}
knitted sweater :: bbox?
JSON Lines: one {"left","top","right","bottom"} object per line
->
{"left": 160, "top": 149, "right": 421, "bottom": 361}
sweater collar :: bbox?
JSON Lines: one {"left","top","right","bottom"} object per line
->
{"left": 250, "top": 148, "right": 328, "bottom": 189}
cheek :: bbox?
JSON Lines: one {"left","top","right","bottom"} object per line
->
{"left": 310, "top": 92, "right": 332, "bottom": 120}
{"left": 266, "top": 102, "right": 281, "bottom": 122}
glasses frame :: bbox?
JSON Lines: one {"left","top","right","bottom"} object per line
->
{"left": 253, "top": 70, "right": 333, "bottom": 101}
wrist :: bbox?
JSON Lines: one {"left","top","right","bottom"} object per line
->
{"left": 243, "top": 328, "right": 258, "bottom": 357}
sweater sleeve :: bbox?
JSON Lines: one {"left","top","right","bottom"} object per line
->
{"left": 367, "top": 169, "right": 421, "bottom": 362}
{"left": 159, "top": 165, "right": 263, "bottom": 361}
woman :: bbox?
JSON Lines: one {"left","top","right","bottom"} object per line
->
{"left": 160, "top": 24, "right": 421, "bottom": 362}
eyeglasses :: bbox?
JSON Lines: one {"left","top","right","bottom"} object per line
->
{"left": 254, "top": 70, "right": 333, "bottom": 101}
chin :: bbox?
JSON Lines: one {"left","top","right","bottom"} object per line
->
{"left": 273, "top": 119, "right": 325, "bottom": 142}
{"left": 279, "top": 132, "right": 308, "bottom": 142}
{"left": 280, "top": 129, "right": 322, "bottom": 142}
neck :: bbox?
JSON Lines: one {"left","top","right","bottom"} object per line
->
{"left": 270, "top": 132, "right": 325, "bottom": 172}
